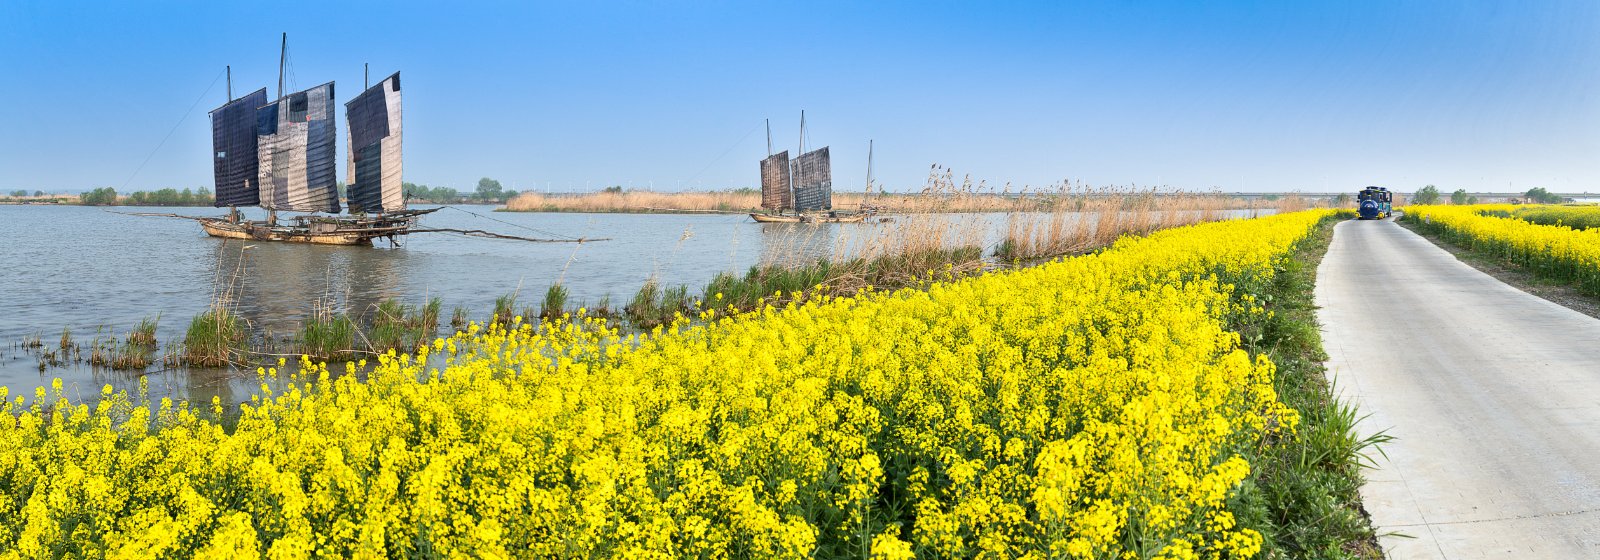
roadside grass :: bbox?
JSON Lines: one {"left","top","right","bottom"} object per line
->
{"left": 1230, "top": 214, "right": 1388, "bottom": 559}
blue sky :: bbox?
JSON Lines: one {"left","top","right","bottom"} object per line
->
{"left": 1, "top": 1, "right": 1596, "bottom": 194}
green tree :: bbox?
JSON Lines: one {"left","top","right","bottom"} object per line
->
{"left": 8, "top": 190, "right": 26, "bottom": 198}
{"left": 476, "top": 177, "right": 505, "bottom": 201}
{"left": 1413, "top": 185, "right": 1441, "bottom": 205}
{"left": 1334, "top": 193, "right": 1352, "bottom": 206}
{"left": 1450, "top": 188, "right": 1469, "bottom": 205}
{"left": 79, "top": 187, "right": 117, "bottom": 205}
{"left": 602, "top": 185, "right": 624, "bottom": 194}
{"left": 1467, "top": 196, "right": 1479, "bottom": 204}
{"left": 33, "top": 190, "right": 44, "bottom": 197}
{"left": 1525, "top": 187, "right": 1563, "bottom": 204}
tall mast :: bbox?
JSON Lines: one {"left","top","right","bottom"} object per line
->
{"left": 865, "top": 139, "right": 874, "bottom": 197}
{"left": 226, "top": 65, "right": 232, "bottom": 101}
{"left": 765, "top": 119, "right": 772, "bottom": 157}
{"left": 798, "top": 110, "right": 806, "bottom": 155}
{"left": 364, "top": 62, "right": 369, "bottom": 89}
{"left": 277, "top": 32, "right": 286, "bottom": 99}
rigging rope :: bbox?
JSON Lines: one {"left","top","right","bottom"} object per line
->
{"left": 679, "top": 120, "right": 763, "bottom": 188}
{"left": 117, "top": 67, "right": 227, "bottom": 192}
{"left": 441, "top": 205, "right": 587, "bottom": 241}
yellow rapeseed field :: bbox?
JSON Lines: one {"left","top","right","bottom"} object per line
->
{"left": 1405, "top": 204, "right": 1600, "bottom": 295}
{"left": 0, "top": 210, "right": 1338, "bottom": 559}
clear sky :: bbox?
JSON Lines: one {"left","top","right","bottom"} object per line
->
{"left": 2, "top": 1, "right": 1596, "bottom": 194}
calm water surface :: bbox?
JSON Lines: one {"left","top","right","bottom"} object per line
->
{"left": 0, "top": 204, "right": 1268, "bottom": 403}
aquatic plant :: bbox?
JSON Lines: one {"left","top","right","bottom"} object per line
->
{"left": 110, "top": 341, "right": 154, "bottom": 370}
{"left": 417, "top": 297, "right": 442, "bottom": 335}
{"left": 450, "top": 306, "right": 469, "bottom": 331}
{"left": 58, "top": 327, "right": 72, "bottom": 351}
{"left": 366, "top": 299, "right": 411, "bottom": 355}
{"left": 181, "top": 306, "right": 245, "bottom": 367}
{"left": 298, "top": 304, "right": 358, "bottom": 361}
{"left": 625, "top": 279, "right": 661, "bottom": 327}
{"left": 541, "top": 283, "right": 568, "bottom": 319}
{"left": 623, "top": 279, "right": 693, "bottom": 328}
{"left": 491, "top": 293, "right": 518, "bottom": 327}
{"left": 128, "top": 315, "right": 159, "bottom": 347}
{"left": 592, "top": 295, "right": 615, "bottom": 319}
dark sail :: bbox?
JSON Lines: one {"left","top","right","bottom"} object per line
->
{"left": 760, "top": 151, "right": 791, "bottom": 211}
{"left": 257, "top": 82, "right": 340, "bottom": 213}
{"left": 210, "top": 88, "right": 268, "bottom": 207}
{"left": 791, "top": 146, "right": 832, "bottom": 211}
{"left": 345, "top": 72, "right": 404, "bottom": 214}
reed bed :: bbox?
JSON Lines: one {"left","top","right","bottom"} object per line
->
{"left": 997, "top": 192, "right": 1249, "bottom": 262}
{"left": 499, "top": 165, "right": 1303, "bottom": 215}
{"left": 503, "top": 190, "right": 766, "bottom": 213}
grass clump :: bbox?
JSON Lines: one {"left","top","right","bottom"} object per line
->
{"left": 625, "top": 280, "right": 693, "bottom": 329}
{"left": 182, "top": 306, "right": 246, "bottom": 367}
{"left": 491, "top": 293, "right": 518, "bottom": 327}
{"left": 541, "top": 283, "right": 568, "bottom": 319}
{"left": 298, "top": 305, "right": 357, "bottom": 361}
{"left": 367, "top": 299, "right": 411, "bottom": 355}
{"left": 128, "top": 315, "right": 159, "bottom": 347}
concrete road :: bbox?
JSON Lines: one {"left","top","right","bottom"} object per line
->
{"left": 1317, "top": 218, "right": 1600, "bottom": 559}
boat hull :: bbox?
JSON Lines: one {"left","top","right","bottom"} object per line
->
{"left": 198, "top": 209, "right": 437, "bottom": 246}
{"left": 201, "top": 219, "right": 370, "bottom": 245}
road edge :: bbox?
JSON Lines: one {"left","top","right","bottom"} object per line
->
{"left": 1232, "top": 215, "right": 1386, "bottom": 560}
{"left": 1394, "top": 214, "right": 1600, "bottom": 320}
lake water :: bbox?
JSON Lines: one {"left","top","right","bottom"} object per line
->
{"left": 0, "top": 204, "right": 1269, "bottom": 404}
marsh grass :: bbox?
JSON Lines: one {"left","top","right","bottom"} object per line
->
{"left": 128, "top": 315, "right": 159, "bottom": 347}
{"left": 182, "top": 305, "right": 245, "bottom": 367}
{"left": 625, "top": 280, "right": 694, "bottom": 329}
{"left": 492, "top": 293, "right": 518, "bottom": 327}
{"left": 541, "top": 283, "right": 569, "bottom": 319}
{"left": 360, "top": 297, "right": 441, "bottom": 355}
{"left": 298, "top": 303, "right": 357, "bottom": 361}
{"left": 111, "top": 341, "right": 155, "bottom": 370}
{"left": 625, "top": 280, "right": 661, "bottom": 327}
{"left": 451, "top": 306, "right": 469, "bottom": 331}
{"left": 366, "top": 299, "right": 411, "bottom": 355}
{"left": 59, "top": 327, "right": 73, "bottom": 351}
{"left": 997, "top": 190, "right": 1270, "bottom": 262}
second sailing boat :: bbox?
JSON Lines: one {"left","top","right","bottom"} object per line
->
{"left": 750, "top": 112, "right": 872, "bottom": 223}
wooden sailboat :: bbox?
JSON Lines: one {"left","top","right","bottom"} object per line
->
{"left": 201, "top": 34, "right": 433, "bottom": 246}
{"left": 749, "top": 112, "right": 871, "bottom": 223}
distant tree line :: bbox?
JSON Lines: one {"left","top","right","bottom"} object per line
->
{"left": 402, "top": 177, "right": 515, "bottom": 203}
{"left": 1412, "top": 185, "right": 1559, "bottom": 205}
{"left": 76, "top": 187, "right": 215, "bottom": 206}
